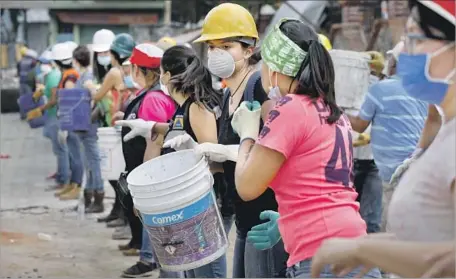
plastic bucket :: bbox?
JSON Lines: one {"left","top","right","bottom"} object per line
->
{"left": 97, "top": 127, "right": 125, "bottom": 180}
{"left": 18, "top": 93, "right": 48, "bottom": 128}
{"left": 329, "top": 49, "right": 371, "bottom": 110}
{"left": 127, "top": 150, "right": 228, "bottom": 272}
{"left": 58, "top": 88, "right": 91, "bottom": 131}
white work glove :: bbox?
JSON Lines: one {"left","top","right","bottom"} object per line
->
{"left": 163, "top": 133, "right": 198, "bottom": 151}
{"left": 195, "top": 143, "right": 239, "bottom": 163}
{"left": 389, "top": 148, "right": 424, "bottom": 187}
{"left": 231, "top": 101, "right": 261, "bottom": 142}
{"left": 115, "top": 119, "right": 156, "bottom": 142}
{"left": 57, "top": 130, "right": 68, "bottom": 145}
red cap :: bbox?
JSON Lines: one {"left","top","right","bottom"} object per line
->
{"left": 419, "top": 0, "right": 455, "bottom": 24}
{"left": 129, "top": 43, "right": 163, "bottom": 68}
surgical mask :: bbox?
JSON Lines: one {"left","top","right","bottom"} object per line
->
{"left": 369, "top": 74, "right": 380, "bottom": 85}
{"left": 160, "top": 77, "right": 170, "bottom": 95}
{"left": 397, "top": 43, "right": 455, "bottom": 105}
{"left": 97, "top": 55, "right": 111, "bottom": 66}
{"left": 40, "top": 64, "right": 52, "bottom": 74}
{"left": 123, "top": 75, "right": 135, "bottom": 89}
{"left": 207, "top": 48, "right": 236, "bottom": 79}
{"left": 268, "top": 68, "right": 282, "bottom": 101}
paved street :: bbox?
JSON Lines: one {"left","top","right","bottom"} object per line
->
{"left": 0, "top": 113, "right": 235, "bottom": 278}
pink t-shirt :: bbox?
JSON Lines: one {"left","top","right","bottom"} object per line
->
{"left": 257, "top": 94, "right": 367, "bottom": 267}
{"left": 138, "top": 90, "right": 176, "bottom": 122}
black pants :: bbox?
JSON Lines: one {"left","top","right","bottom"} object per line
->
{"left": 108, "top": 180, "right": 123, "bottom": 217}
{"left": 121, "top": 192, "right": 143, "bottom": 249}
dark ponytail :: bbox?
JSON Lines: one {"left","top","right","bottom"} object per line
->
{"left": 162, "top": 46, "right": 223, "bottom": 112}
{"left": 279, "top": 21, "right": 341, "bottom": 124}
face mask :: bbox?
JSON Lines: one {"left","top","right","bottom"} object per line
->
{"left": 159, "top": 77, "right": 170, "bottom": 96}
{"left": 268, "top": 68, "right": 282, "bottom": 101}
{"left": 40, "top": 64, "right": 52, "bottom": 75}
{"left": 207, "top": 48, "right": 236, "bottom": 79}
{"left": 97, "top": 55, "right": 111, "bottom": 66}
{"left": 369, "top": 74, "right": 380, "bottom": 85}
{"left": 123, "top": 75, "right": 135, "bottom": 89}
{"left": 397, "top": 43, "right": 455, "bottom": 105}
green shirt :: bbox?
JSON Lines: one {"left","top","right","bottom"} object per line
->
{"left": 44, "top": 69, "right": 61, "bottom": 118}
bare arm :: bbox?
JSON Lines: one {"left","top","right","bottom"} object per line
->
{"left": 235, "top": 139, "right": 285, "bottom": 201}
{"left": 347, "top": 114, "right": 371, "bottom": 133}
{"left": 356, "top": 239, "right": 454, "bottom": 278}
{"left": 189, "top": 103, "right": 218, "bottom": 144}
{"left": 418, "top": 104, "right": 442, "bottom": 149}
{"left": 153, "top": 123, "right": 170, "bottom": 136}
{"left": 92, "top": 69, "right": 120, "bottom": 102}
{"left": 40, "top": 87, "right": 58, "bottom": 111}
{"left": 144, "top": 134, "right": 164, "bottom": 162}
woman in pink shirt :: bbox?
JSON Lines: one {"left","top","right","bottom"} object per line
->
{"left": 231, "top": 18, "right": 381, "bottom": 278}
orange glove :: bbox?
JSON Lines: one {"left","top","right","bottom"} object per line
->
{"left": 26, "top": 108, "right": 42, "bottom": 121}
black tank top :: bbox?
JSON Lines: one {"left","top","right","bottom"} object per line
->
{"left": 218, "top": 75, "right": 279, "bottom": 235}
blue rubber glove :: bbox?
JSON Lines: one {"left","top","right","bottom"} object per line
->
{"left": 246, "top": 210, "right": 281, "bottom": 250}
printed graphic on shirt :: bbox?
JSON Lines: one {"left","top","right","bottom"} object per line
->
{"left": 173, "top": 115, "right": 184, "bottom": 130}
{"left": 258, "top": 96, "right": 292, "bottom": 140}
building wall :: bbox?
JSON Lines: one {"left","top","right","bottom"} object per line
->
{"left": 26, "top": 22, "right": 49, "bottom": 54}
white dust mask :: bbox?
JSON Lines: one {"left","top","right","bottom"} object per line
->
{"left": 207, "top": 48, "right": 236, "bottom": 79}
{"left": 160, "top": 76, "right": 170, "bottom": 96}
{"left": 40, "top": 64, "right": 52, "bottom": 74}
{"left": 97, "top": 55, "right": 111, "bottom": 66}
{"left": 268, "top": 69, "right": 282, "bottom": 101}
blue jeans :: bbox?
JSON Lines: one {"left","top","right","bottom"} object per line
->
{"left": 185, "top": 215, "right": 234, "bottom": 278}
{"left": 233, "top": 229, "right": 288, "bottom": 278}
{"left": 66, "top": 131, "right": 84, "bottom": 185}
{"left": 78, "top": 131, "right": 103, "bottom": 191}
{"left": 43, "top": 117, "right": 70, "bottom": 185}
{"left": 286, "top": 258, "right": 381, "bottom": 278}
{"left": 354, "top": 160, "right": 383, "bottom": 233}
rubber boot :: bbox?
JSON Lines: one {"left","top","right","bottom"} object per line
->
{"left": 60, "top": 184, "right": 81, "bottom": 200}
{"left": 54, "top": 184, "right": 74, "bottom": 197}
{"left": 84, "top": 189, "right": 94, "bottom": 210}
{"left": 86, "top": 191, "right": 104, "bottom": 214}
{"left": 98, "top": 194, "right": 120, "bottom": 222}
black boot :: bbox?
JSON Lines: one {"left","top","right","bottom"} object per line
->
{"left": 86, "top": 191, "right": 104, "bottom": 214}
{"left": 98, "top": 180, "right": 121, "bottom": 222}
{"left": 84, "top": 189, "right": 93, "bottom": 210}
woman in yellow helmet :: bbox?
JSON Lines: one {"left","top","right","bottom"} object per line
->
{"left": 191, "top": 3, "right": 288, "bottom": 278}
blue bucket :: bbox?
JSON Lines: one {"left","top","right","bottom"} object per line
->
{"left": 58, "top": 88, "right": 91, "bottom": 132}
{"left": 28, "top": 111, "right": 47, "bottom": 129}
{"left": 18, "top": 93, "right": 48, "bottom": 128}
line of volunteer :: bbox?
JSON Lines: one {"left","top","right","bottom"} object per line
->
{"left": 24, "top": 0, "right": 454, "bottom": 278}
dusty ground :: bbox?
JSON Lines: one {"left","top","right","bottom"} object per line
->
{"left": 0, "top": 113, "right": 236, "bottom": 278}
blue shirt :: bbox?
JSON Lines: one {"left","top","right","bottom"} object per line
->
{"left": 359, "top": 76, "right": 428, "bottom": 182}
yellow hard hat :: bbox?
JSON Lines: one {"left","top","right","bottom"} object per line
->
{"left": 194, "top": 3, "right": 259, "bottom": 43}
{"left": 318, "top": 34, "right": 332, "bottom": 51}
{"left": 365, "top": 51, "right": 385, "bottom": 75}
{"left": 20, "top": 46, "right": 28, "bottom": 56}
{"left": 156, "top": 37, "right": 177, "bottom": 51}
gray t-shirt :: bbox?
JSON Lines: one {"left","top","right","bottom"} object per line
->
{"left": 388, "top": 117, "right": 456, "bottom": 241}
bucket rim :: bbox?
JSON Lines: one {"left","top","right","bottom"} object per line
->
{"left": 127, "top": 150, "right": 206, "bottom": 187}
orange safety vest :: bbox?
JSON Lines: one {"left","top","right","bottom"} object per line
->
{"left": 58, "top": 68, "right": 80, "bottom": 89}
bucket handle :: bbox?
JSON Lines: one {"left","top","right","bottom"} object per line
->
{"left": 60, "top": 91, "right": 90, "bottom": 114}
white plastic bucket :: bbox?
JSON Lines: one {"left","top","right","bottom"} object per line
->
{"left": 97, "top": 127, "right": 125, "bottom": 180}
{"left": 127, "top": 150, "right": 228, "bottom": 272}
{"left": 330, "top": 49, "right": 371, "bottom": 110}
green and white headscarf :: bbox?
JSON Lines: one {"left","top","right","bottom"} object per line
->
{"left": 261, "top": 18, "right": 308, "bottom": 77}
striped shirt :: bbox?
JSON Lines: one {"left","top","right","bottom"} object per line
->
{"left": 359, "top": 76, "right": 428, "bottom": 182}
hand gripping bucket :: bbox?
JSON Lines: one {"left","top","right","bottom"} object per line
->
{"left": 329, "top": 50, "right": 371, "bottom": 110}
{"left": 18, "top": 93, "right": 48, "bottom": 128}
{"left": 57, "top": 88, "right": 91, "bottom": 131}
{"left": 127, "top": 150, "right": 228, "bottom": 272}
{"left": 97, "top": 127, "right": 125, "bottom": 180}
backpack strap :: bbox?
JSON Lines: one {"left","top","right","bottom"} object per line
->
{"left": 243, "top": 71, "right": 261, "bottom": 102}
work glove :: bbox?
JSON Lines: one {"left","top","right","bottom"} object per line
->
{"left": 163, "top": 133, "right": 198, "bottom": 151}
{"left": 195, "top": 143, "right": 239, "bottom": 163}
{"left": 57, "top": 130, "right": 68, "bottom": 145}
{"left": 32, "top": 84, "right": 45, "bottom": 101}
{"left": 389, "top": 148, "right": 424, "bottom": 187}
{"left": 353, "top": 133, "right": 371, "bottom": 147}
{"left": 246, "top": 210, "right": 281, "bottom": 250}
{"left": 115, "top": 119, "right": 156, "bottom": 142}
{"left": 26, "top": 107, "right": 42, "bottom": 121}
{"left": 231, "top": 101, "right": 261, "bottom": 142}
